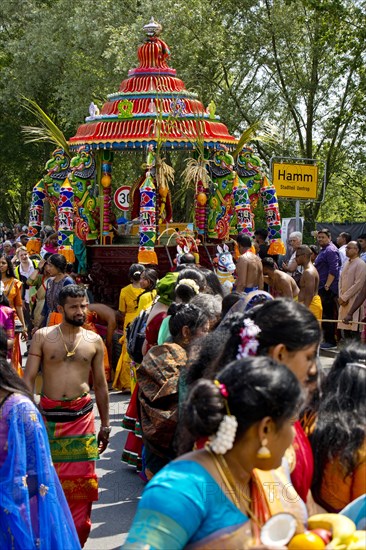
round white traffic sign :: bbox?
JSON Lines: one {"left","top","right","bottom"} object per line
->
{"left": 114, "top": 186, "right": 130, "bottom": 211}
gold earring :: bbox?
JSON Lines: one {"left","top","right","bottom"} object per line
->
{"left": 256, "top": 438, "right": 271, "bottom": 459}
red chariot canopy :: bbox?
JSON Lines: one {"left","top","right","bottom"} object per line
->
{"left": 69, "top": 18, "right": 236, "bottom": 151}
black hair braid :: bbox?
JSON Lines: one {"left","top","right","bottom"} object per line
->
{"left": 180, "top": 356, "right": 301, "bottom": 454}
{"left": 185, "top": 316, "right": 242, "bottom": 386}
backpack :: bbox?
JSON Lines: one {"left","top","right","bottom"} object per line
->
{"left": 126, "top": 307, "right": 151, "bottom": 364}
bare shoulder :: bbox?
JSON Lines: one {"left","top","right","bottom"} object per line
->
{"left": 33, "top": 326, "right": 57, "bottom": 341}
{"left": 88, "top": 303, "right": 116, "bottom": 318}
{"left": 303, "top": 266, "right": 314, "bottom": 279}
{"left": 237, "top": 254, "right": 247, "bottom": 264}
{"left": 81, "top": 327, "right": 102, "bottom": 344}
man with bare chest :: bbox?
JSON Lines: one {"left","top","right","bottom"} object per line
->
{"left": 295, "top": 245, "right": 322, "bottom": 320}
{"left": 235, "top": 234, "right": 263, "bottom": 294}
{"left": 24, "top": 285, "right": 110, "bottom": 547}
{"left": 262, "top": 257, "right": 299, "bottom": 299}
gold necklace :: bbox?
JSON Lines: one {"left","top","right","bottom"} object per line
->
{"left": 207, "top": 448, "right": 259, "bottom": 525}
{"left": 58, "top": 325, "right": 83, "bottom": 358}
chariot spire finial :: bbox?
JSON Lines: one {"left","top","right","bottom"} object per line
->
{"left": 143, "top": 17, "right": 162, "bottom": 38}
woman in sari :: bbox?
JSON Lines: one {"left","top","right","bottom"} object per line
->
{"left": 121, "top": 267, "right": 158, "bottom": 472}
{"left": 138, "top": 303, "right": 210, "bottom": 479}
{"left": 187, "top": 299, "right": 321, "bottom": 504}
{"left": 124, "top": 356, "right": 302, "bottom": 549}
{"left": 112, "top": 264, "right": 145, "bottom": 392}
{"left": 0, "top": 289, "right": 14, "bottom": 360}
{"left": 26, "top": 256, "right": 52, "bottom": 331}
{"left": 0, "top": 356, "right": 80, "bottom": 549}
{"left": 311, "top": 343, "right": 366, "bottom": 512}
{"left": 0, "top": 255, "right": 26, "bottom": 375}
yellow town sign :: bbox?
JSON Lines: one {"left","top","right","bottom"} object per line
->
{"left": 272, "top": 163, "right": 318, "bottom": 199}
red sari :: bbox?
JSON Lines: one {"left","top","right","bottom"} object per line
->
{"left": 290, "top": 420, "right": 314, "bottom": 502}
{"left": 121, "top": 309, "right": 167, "bottom": 473}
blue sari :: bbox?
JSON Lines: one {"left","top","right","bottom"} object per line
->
{"left": 0, "top": 393, "right": 81, "bottom": 550}
{"left": 123, "top": 460, "right": 250, "bottom": 549}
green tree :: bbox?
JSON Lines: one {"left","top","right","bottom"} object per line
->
{"left": 0, "top": 0, "right": 365, "bottom": 229}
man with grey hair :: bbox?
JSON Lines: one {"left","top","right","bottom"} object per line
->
{"left": 282, "top": 231, "right": 303, "bottom": 282}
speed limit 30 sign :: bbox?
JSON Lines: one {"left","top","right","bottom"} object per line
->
{"left": 114, "top": 186, "right": 130, "bottom": 211}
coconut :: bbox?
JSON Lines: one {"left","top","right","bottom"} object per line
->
{"left": 260, "top": 513, "right": 297, "bottom": 548}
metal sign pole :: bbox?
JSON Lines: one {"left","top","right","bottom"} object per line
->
{"left": 295, "top": 200, "right": 300, "bottom": 231}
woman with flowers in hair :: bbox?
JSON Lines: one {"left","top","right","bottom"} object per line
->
{"left": 124, "top": 356, "right": 302, "bottom": 549}
{"left": 187, "top": 298, "right": 321, "bottom": 505}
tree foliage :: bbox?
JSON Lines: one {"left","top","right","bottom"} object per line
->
{"left": 0, "top": 0, "right": 365, "bottom": 227}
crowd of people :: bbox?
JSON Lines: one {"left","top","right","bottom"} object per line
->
{"left": 0, "top": 221, "right": 365, "bottom": 549}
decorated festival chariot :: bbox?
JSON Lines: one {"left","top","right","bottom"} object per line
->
{"left": 27, "top": 18, "right": 284, "bottom": 306}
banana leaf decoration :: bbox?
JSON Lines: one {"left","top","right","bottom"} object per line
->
{"left": 232, "top": 122, "right": 261, "bottom": 160}
{"left": 20, "top": 96, "right": 70, "bottom": 157}
{"left": 233, "top": 121, "right": 280, "bottom": 159}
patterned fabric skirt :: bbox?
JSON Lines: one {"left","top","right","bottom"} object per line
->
{"left": 40, "top": 393, "right": 99, "bottom": 503}
{"left": 121, "top": 385, "right": 143, "bottom": 472}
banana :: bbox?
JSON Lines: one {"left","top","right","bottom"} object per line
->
{"left": 308, "top": 514, "right": 356, "bottom": 548}
{"left": 347, "top": 530, "right": 366, "bottom": 550}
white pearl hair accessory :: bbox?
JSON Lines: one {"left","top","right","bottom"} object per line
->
{"left": 209, "top": 414, "right": 238, "bottom": 455}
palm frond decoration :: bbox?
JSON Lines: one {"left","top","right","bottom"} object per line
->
{"left": 232, "top": 122, "right": 261, "bottom": 159}
{"left": 181, "top": 157, "right": 210, "bottom": 190}
{"left": 233, "top": 120, "right": 280, "bottom": 159}
{"left": 21, "top": 96, "right": 70, "bottom": 156}
{"left": 257, "top": 121, "right": 281, "bottom": 145}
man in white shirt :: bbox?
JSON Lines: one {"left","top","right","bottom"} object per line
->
{"left": 336, "top": 231, "right": 351, "bottom": 271}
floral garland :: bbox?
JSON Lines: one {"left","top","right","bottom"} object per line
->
{"left": 237, "top": 318, "right": 261, "bottom": 359}
{"left": 175, "top": 278, "right": 200, "bottom": 295}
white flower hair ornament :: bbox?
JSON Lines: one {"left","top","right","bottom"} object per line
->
{"left": 175, "top": 278, "right": 200, "bottom": 295}
{"left": 237, "top": 318, "right": 261, "bottom": 359}
{"left": 208, "top": 380, "right": 238, "bottom": 455}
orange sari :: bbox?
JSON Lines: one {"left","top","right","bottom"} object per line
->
{"left": 3, "top": 277, "right": 23, "bottom": 377}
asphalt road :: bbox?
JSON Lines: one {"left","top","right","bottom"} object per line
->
{"left": 85, "top": 392, "right": 146, "bottom": 550}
